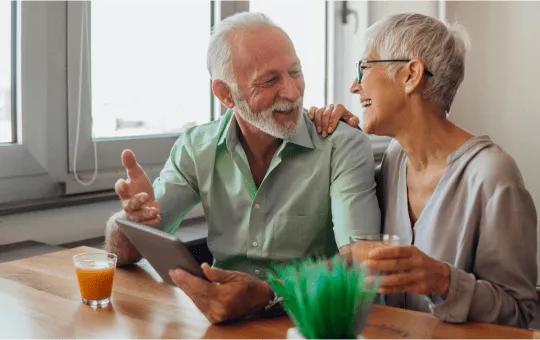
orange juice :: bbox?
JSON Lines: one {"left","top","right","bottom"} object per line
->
{"left": 75, "top": 262, "right": 115, "bottom": 301}
{"left": 351, "top": 241, "right": 387, "bottom": 261}
{"left": 73, "top": 253, "right": 117, "bottom": 306}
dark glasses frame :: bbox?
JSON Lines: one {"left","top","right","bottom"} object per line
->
{"left": 356, "top": 59, "right": 434, "bottom": 83}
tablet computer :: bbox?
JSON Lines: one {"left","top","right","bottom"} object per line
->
{"left": 116, "top": 218, "right": 208, "bottom": 285}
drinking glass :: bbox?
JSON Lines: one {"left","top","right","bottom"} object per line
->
{"left": 73, "top": 252, "right": 117, "bottom": 308}
{"left": 350, "top": 234, "right": 401, "bottom": 261}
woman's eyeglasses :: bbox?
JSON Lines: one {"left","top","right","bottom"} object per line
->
{"left": 356, "top": 59, "right": 434, "bottom": 83}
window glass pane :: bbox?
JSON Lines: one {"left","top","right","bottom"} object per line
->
{"left": 90, "top": 1, "right": 212, "bottom": 139}
{"left": 249, "top": 0, "right": 326, "bottom": 108}
{"left": 0, "top": 1, "right": 13, "bottom": 144}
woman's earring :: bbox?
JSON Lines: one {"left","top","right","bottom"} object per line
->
{"left": 405, "top": 84, "right": 412, "bottom": 93}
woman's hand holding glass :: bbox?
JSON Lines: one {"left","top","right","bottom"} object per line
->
{"left": 363, "top": 245, "right": 451, "bottom": 297}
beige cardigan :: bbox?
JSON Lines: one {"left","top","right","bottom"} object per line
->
{"left": 376, "top": 136, "right": 538, "bottom": 328}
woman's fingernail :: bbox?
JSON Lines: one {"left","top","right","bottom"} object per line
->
{"left": 328, "top": 127, "right": 333, "bottom": 133}
{"left": 317, "top": 127, "right": 321, "bottom": 133}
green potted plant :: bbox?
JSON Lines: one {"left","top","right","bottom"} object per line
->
{"left": 267, "top": 255, "right": 379, "bottom": 339}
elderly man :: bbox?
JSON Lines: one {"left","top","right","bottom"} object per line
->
{"left": 105, "top": 12, "right": 379, "bottom": 323}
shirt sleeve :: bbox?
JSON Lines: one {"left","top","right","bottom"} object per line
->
{"left": 429, "top": 184, "right": 538, "bottom": 328}
{"left": 330, "top": 129, "right": 381, "bottom": 248}
{"left": 153, "top": 133, "right": 201, "bottom": 235}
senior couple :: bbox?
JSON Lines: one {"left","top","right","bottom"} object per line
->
{"left": 105, "top": 12, "right": 537, "bottom": 328}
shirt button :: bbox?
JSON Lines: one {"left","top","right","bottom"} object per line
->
{"left": 254, "top": 204, "right": 261, "bottom": 210}
{"left": 255, "top": 269, "right": 261, "bottom": 275}
{"left": 252, "top": 241, "right": 258, "bottom": 247}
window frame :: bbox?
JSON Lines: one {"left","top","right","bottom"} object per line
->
{"left": 0, "top": 1, "right": 68, "bottom": 205}
{"left": 63, "top": 1, "right": 215, "bottom": 194}
{"left": 331, "top": 1, "right": 391, "bottom": 163}
{"left": 8, "top": 0, "right": 17, "bottom": 144}
{"left": 0, "top": 0, "right": 337, "bottom": 208}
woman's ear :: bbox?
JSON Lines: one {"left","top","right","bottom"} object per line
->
{"left": 402, "top": 59, "right": 425, "bottom": 94}
{"left": 212, "top": 80, "right": 235, "bottom": 108}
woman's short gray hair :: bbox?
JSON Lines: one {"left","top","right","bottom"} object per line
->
{"left": 364, "top": 13, "right": 471, "bottom": 113}
{"left": 207, "top": 12, "right": 279, "bottom": 88}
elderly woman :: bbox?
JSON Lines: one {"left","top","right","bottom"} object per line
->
{"left": 310, "top": 13, "right": 537, "bottom": 328}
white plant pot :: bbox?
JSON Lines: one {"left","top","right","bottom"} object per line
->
{"left": 286, "top": 327, "right": 364, "bottom": 339}
{"left": 286, "top": 327, "right": 305, "bottom": 339}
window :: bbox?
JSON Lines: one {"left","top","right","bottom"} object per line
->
{"left": 1, "top": 1, "right": 344, "bottom": 207}
{"left": 65, "top": 1, "right": 213, "bottom": 193}
{"left": 90, "top": 1, "right": 212, "bottom": 139}
{"left": 249, "top": 0, "right": 327, "bottom": 108}
{"left": 0, "top": 1, "right": 14, "bottom": 144}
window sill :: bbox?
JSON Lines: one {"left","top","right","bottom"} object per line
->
{"left": 0, "top": 190, "right": 118, "bottom": 217}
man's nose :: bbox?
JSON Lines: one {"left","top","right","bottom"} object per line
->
{"left": 279, "top": 75, "right": 301, "bottom": 102}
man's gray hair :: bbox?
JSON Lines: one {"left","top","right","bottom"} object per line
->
{"left": 364, "top": 13, "right": 471, "bottom": 113}
{"left": 207, "top": 12, "right": 280, "bottom": 87}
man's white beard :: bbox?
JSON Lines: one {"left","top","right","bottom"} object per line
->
{"left": 232, "top": 89, "right": 303, "bottom": 139}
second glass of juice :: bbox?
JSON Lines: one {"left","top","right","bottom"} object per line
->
{"left": 350, "top": 234, "right": 401, "bottom": 261}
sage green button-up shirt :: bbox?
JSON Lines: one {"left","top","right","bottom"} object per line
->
{"left": 153, "top": 109, "right": 380, "bottom": 278}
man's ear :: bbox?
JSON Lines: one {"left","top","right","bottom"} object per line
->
{"left": 212, "top": 80, "right": 235, "bottom": 109}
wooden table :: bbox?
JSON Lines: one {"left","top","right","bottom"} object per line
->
{"left": 0, "top": 246, "right": 538, "bottom": 339}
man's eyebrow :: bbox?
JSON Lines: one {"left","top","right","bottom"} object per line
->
{"left": 253, "top": 62, "right": 302, "bottom": 82}
{"left": 289, "top": 61, "right": 301, "bottom": 69}
{"left": 253, "top": 70, "right": 280, "bottom": 82}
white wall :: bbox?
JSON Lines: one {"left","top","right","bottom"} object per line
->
{"left": 447, "top": 1, "right": 540, "bottom": 208}
{"left": 0, "top": 201, "right": 204, "bottom": 246}
{"left": 445, "top": 1, "right": 540, "bottom": 283}
{"left": 0, "top": 202, "right": 117, "bottom": 246}
{"left": 368, "top": 1, "right": 438, "bottom": 24}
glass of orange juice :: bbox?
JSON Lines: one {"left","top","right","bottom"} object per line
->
{"left": 73, "top": 252, "right": 117, "bottom": 308}
{"left": 350, "top": 234, "right": 400, "bottom": 262}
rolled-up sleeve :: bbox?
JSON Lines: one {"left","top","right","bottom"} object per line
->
{"left": 154, "top": 133, "right": 201, "bottom": 235}
{"left": 429, "top": 184, "right": 538, "bottom": 328}
{"left": 330, "top": 130, "right": 381, "bottom": 248}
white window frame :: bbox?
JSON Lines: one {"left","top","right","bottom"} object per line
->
{"left": 0, "top": 0, "right": 334, "bottom": 209}
{"left": 0, "top": 1, "right": 68, "bottom": 205}
{"left": 0, "top": 1, "right": 237, "bottom": 206}
{"left": 63, "top": 1, "right": 219, "bottom": 194}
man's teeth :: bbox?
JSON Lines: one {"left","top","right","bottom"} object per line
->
{"left": 361, "top": 100, "right": 372, "bottom": 108}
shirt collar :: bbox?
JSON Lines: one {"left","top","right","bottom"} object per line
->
{"left": 287, "top": 113, "right": 315, "bottom": 149}
{"left": 217, "top": 109, "right": 315, "bottom": 151}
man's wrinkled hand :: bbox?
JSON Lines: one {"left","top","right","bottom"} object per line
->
{"left": 307, "top": 104, "right": 360, "bottom": 137}
{"left": 115, "top": 149, "right": 161, "bottom": 227}
{"left": 169, "top": 263, "right": 274, "bottom": 324}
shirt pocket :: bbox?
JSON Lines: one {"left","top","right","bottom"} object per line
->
{"left": 271, "top": 214, "right": 328, "bottom": 260}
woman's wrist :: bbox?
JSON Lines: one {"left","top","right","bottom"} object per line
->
{"left": 434, "top": 262, "right": 451, "bottom": 298}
